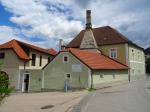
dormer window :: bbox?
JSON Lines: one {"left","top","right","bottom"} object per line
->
{"left": 0, "top": 53, "right": 5, "bottom": 59}
{"left": 63, "top": 55, "right": 69, "bottom": 63}
{"left": 109, "top": 48, "right": 117, "bottom": 58}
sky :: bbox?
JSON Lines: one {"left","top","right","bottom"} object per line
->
{"left": 0, "top": 0, "right": 150, "bottom": 50}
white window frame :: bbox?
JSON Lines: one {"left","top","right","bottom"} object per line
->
{"left": 63, "top": 55, "right": 69, "bottom": 63}
{"left": 131, "top": 49, "right": 135, "bottom": 60}
{"left": 109, "top": 48, "right": 117, "bottom": 58}
{"left": 22, "top": 73, "right": 30, "bottom": 92}
{"left": 65, "top": 73, "right": 71, "bottom": 79}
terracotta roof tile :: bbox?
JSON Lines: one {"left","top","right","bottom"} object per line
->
{"left": 46, "top": 48, "right": 57, "bottom": 55}
{"left": 63, "top": 48, "right": 128, "bottom": 70}
{"left": 0, "top": 39, "right": 57, "bottom": 60}
{"left": 67, "top": 26, "right": 142, "bottom": 49}
{"left": 16, "top": 40, "right": 57, "bottom": 56}
{"left": 0, "top": 39, "right": 30, "bottom": 60}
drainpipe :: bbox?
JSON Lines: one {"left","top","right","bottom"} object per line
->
{"left": 91, "top": 70, "right": 93, "bottom": 89}
{"left": 128, "top": 69, "right": 130, "bottom": 82}
{"left": 24, "top": 61, "right": 26, "bottom": 70}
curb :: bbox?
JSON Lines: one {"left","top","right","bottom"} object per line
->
{"left": 71, "top": 92, "right": 93, "bottom": 112}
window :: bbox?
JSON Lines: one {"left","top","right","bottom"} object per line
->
{"left": 39, "top": 55, "right": 42, "bottom": 66}
{"left": 100, "top": 74, "right": 103, "bottom": 78}
{"left": 65, "top": 73, "right": 71, "bottom": 79}
{"left": 132, "top": 69, "right": 134, "bottom": 75}
{"left": 138, "top": 51, "right": 140, "bottom": 60}
{"left": 63, "top": 55, "right": 69, "bottom": 63}
{"left": 109, "top": 48, "right": 117, "bottom": 58}
{"left": 31, "top": 54, "right": 36, "bottom": 66}
{"left": 113, "top": 74, "right": 115, "bottom": 79}
{"left": 132, "top": 49, "right": 134, "bottom": 60}
{"left": 0, "top": 53, "right": 5, "bottom": 59}
{"left": 48, "top": 57, "right": 51, "bottom": 63}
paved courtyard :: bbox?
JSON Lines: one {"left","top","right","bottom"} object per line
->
{"left": 0, "top": 91, "right": 87, "bottom": 112}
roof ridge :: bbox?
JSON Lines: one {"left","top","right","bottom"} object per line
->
{"left": 66, "top": 48, "right": 128, "bottom": 69}
{"left": 14, "top": 39, "right": 57, "bottom": 55}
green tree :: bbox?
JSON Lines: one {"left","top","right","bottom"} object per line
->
{"left": 0, "top": 63, "right": 12, "bottom": 103}
{"left": 146, "top": 58, "right": 150, "bottom": 75}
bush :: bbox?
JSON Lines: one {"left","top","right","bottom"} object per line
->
{"left": 0, "top": 72, "right": 12, "bottom": 103}
{"left": 146, "top": 58, "right": 150, "bottom": 75}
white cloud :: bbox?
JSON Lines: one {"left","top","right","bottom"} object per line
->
{"left": 0, "top": 0, "right": 83, "bottom": 39}
{"left": 0, "top": 26, "right": 50, "bottom": 49}
{"left": 0, "top": 26, "right": 23, "bottom": 43}
{"left": 0, "top": 0, "right": 149, "bottom": 48}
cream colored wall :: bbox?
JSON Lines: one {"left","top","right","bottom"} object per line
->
{"left": 0, "top": 49, "right": 20, "bottom": 90}
{"left": 19, "top": 51, "right": 51, "bottom": 69}
{"left": 128, "top": 44, "right": 145, "bottom": 76}
{"left": 0, "top": 49, "right": 20, "bottom": 68}
{"left": 99, "top": 44, "right": 127, "bottom": 65}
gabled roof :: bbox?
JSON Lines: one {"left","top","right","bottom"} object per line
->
{"left": 67, "top": 26, "right": 143, "bottom": 49}
{"left": 46, "top": 48, "right": 57, "bottom": 55}
{"left": 62, "top": 48, "right": 128, "bottom": 70}
{"left": 0, "top": 39, "right": 57, "bottom": 60}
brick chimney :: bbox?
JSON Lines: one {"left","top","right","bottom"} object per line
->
{"left": 86, "top": 10, "right": 92, "bottom": 29}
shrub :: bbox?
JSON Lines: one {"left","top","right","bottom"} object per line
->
{"left": 0, "top": 72, "right": 12, "bottom": 103}
{"left": 146, "top": 58, "right": 150, "bottom": 74}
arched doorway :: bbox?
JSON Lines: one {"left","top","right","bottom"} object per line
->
{"left": 0, "top": 71, "right": 9, "bottom": 88}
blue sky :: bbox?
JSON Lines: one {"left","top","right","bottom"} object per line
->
{"left": 0, "top": 0, "right": 150, "bottom": 50}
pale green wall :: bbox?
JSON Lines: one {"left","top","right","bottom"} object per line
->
{"left": 99, "top": 44, "right": 127, "bottom": 65}
{"left": 43, "top": 52, "right": 90, "bottom": 90}
{"left": 92, "top": 70, "right": 128, "bottom": 86}
{"left": 20, "top": 70, "right": 42, "bottom": 92}
{"left": 128, "top": 44, "right": 145, "bottom": 77}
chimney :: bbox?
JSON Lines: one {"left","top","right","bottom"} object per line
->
{"left": 86, "top": 10, "right": 92, "bottom": 29}
{"left": 59, "top": 39, "right": 65, "bottom": 51}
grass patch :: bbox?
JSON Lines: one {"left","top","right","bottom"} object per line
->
{"left": 87, "top": 88, "right": 96, "bottom": 92}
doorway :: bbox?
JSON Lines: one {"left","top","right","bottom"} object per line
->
{"left": 22, "top": 73, "right": 30, "bottom": 92}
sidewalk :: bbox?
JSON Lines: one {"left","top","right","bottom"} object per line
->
{"left": 0, "top": 91, "right": 87, "bottom": 112}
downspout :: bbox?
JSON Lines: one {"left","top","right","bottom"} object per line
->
{"left": 128, "top": 45, "right": 131, "bottom": 82}
{"left": 24, "top": 61, "right": 26, "bottom": 70}
{"left": 91, "top": 70, "right": 93, "bottom": 89}
{"left": 128, "top": 69, "right": 130, "bottom": 82}
{"left": 42, "top": 70, "right": 45, "bottom": 90}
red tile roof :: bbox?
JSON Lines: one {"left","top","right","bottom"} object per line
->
{"left": 63, "top": 48, "right": 128, "bottom": 70}
{"left": 47, "top": 48, "right": 57, "bottom": 55}
{"left": 16, "top": 40, "right": 57, "bottom": 55}
{"left": 67, "top": 26, "right": 143, "bottom": 49}
{"left": 0, "top": 39, "right": 57, "bottom": 60}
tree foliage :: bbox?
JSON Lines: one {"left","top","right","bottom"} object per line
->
{"left": 0, "top": 63, "right": 12, "bottom": 103}
{"left": 146, "top": 58, "right": 150, "bottom": 74}
{"left": 0, "top": 74, "right": 11, "bottom": 102}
